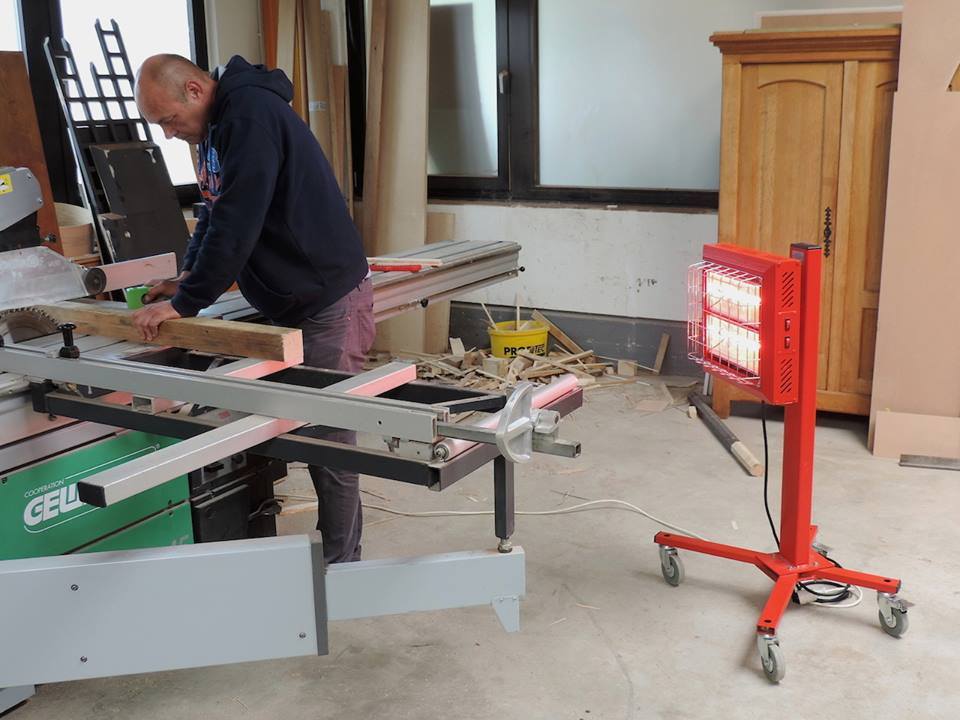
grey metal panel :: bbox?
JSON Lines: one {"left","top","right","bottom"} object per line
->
{"left": 0, "top": 421, "right": 118, "bottom": 475}
{"left": 0, "top": 394, "right": 80, "bottom": 448}
{"left": 0, "top": 347, "right": 443, "bottom": 442}
{"left": 373, "top": 256, "right": 520, "bottom": 319}
{"left": 326, "top": 547, "right": 525, "bottom": 631}
{"left": 0, "top": 535, "right": 324, "bottom": 687}
{"left": 0, "top": 685, "right": 34, "bottom": 712}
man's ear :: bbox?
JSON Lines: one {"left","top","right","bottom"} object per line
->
{"left": 185, "top": 79, "right": 204, "bottom": 102}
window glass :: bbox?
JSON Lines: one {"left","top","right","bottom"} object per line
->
{"left": 60, "top": 0, "right": 197, "bottom": 186}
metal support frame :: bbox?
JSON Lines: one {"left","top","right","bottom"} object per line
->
{"left": 76, "top": 363, "right": 419, "bottom": 507}
{"left": 494, "top": 456, "right": 515, "bottom": 552}
{"left": 0, "top": 346, "right": 444, "bottom": 442}
{"left": 325, "top": 547, "right": 525, "bottom": 633}
{"left": 39, "top": 385, "right": 583, "bottom": 491}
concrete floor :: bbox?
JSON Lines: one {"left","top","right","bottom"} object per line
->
{"left": 11, "top": 382, "right": 960, "bottom": 719}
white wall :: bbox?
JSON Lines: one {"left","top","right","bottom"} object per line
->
{"left": 538, "top": 0, "right": 903, "bottom": 190}
{"left": 432, "top": 203, "right": 717, "bottom": 322}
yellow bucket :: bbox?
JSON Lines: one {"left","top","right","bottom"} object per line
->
{"left": 488, "top": 320, "right": 549, "bottom": 358}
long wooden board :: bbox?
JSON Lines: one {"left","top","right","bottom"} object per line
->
{"left": 0, "top": 52, "right": 63, "bottom": 255}
{"left": 39, "top": 301, "right": 303, "bottom": 364}
{"left": 531, "top": 311, "right": 585, "bottom": 355}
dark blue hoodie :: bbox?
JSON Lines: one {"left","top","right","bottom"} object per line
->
{"left": 171, "top": 56, "right": 367, "bottom": 326}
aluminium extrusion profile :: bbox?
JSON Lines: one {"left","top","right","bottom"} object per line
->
{"left": 76, "top": 362, "right": 420, "bottom": 507}
{"left": 0, "top": 346, "right": 444, "bottom": 442}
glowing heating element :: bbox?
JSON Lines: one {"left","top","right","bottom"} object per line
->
{"left": 705, "top": 314, "right": 760, "bottom": 375}
{"left": 705, "top": 272, "right": 760, "bottom": 324}
{"left": 688, "top": 243, "right": 802, "bottom": 405}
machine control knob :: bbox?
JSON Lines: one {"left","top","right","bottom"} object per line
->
{"left": 58, "top": 323, "right": 80, "bottom": 359}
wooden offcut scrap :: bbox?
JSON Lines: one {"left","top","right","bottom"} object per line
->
{"left": 531, "top": 310, "right": 585, "bottom": 355}
{"left": 39, "top": 301, "right": 303, "bottom": 364}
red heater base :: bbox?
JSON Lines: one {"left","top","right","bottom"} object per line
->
{"left": 654, "top": 524, "right": 902, "bottom": 626}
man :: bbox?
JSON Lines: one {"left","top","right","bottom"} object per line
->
{"left": 132, "top": 54, "right": 373, "bottom": 564}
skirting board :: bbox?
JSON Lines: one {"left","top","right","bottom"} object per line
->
{"left": 449, "top": 302, "right": 698, "bottom": 377}
{"left": 872, "top": 410, "right": 960, "bottom": 460}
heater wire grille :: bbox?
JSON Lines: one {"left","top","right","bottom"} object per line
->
{"left": 688, "top": 261, "right": 762, "bottom": 386}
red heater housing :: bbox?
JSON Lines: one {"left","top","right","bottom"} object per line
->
{"left": 656, "top": 242, "right": 907, "bottom": 683}
{"left": 689, "top": 244, "right": 800, "bottom": 405}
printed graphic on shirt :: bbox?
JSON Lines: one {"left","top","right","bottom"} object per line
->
{"left": 197, "top": 142, "right": 222, "bottom": 205}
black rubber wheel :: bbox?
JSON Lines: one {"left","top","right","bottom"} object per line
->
{"left": 760, "top": 642, "right": 786, "bottom": 683}
{"left": 660, "top": 553, "right": 684, "bottom": 587}
{"left": 879, "top": 607, "right": 909, "bottom": 638}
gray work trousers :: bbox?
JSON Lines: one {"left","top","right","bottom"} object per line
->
{"left": 297, "top": 278, "right": 375, "bottom": 564}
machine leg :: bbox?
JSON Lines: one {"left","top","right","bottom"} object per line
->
{"left": 494, "top": 455, "right": 515, "bottom": 553}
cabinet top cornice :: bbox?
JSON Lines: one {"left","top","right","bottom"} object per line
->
{"left": 711, "top": 27, "right": 900, "bottom": 57}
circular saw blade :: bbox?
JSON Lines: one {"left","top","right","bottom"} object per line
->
{"left": 0, "top": 307, "right": 59, "bottom": 344}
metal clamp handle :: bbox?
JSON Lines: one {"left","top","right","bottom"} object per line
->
{"left": 496, "top": 382, "right": 534, "bottom": 463}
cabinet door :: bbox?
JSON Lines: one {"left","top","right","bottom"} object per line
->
{"left": 829, "top": 61, "right": 897, "bottom": 398}
{"left": 733, "top": 62, "right": 844, "bottom": 390}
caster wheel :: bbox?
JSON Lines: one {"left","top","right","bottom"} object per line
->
{"left": 758, "top": 639, "right": 785, "bottom": 683}
{"left": 659, "top": 548, "right": 684, "bottom": 587}
{"left": 878, "top": 607, "right": 909, "bottom": 637}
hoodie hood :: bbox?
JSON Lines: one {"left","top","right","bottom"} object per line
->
{"left": 211, "top": 55, "right": 293, "bottom": 118}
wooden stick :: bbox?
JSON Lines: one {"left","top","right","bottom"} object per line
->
{"left": 480, "top": 302, "right": 497, "bottom": 329}
{"left": 517, "top": 351, "right": 592, "bottom": 378}
{"left": 40, "top": 301, "right": 303, "bottom": 364}
{"left": 531, "top": 310, "right": 585, "bottom": 355}
{"left": 653, "top": 332, "right": 670, "bottom": 375}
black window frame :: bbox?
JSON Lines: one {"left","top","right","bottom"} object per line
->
{"left": 16, "top": 0, "right": 207, "bottom": 209}
{"left": 346, "top": 0, "right": 718, "bottom": 211}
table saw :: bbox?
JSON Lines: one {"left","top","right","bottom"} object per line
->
{"left": 0, "top": 173, "right": 581, "bottom": 706}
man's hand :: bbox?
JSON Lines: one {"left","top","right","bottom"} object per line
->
{"left": 132, "top": 300, "right": 182, "bottom": 342}
{"left": 143, "top": 271, "right": 190, "bottom": 304}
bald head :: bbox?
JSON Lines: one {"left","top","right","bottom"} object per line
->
{"left": 136, "top": 54, "right": 208, "bottom": 100}
{"left": 136, "top": 54, "right": 216, "bottom": 144}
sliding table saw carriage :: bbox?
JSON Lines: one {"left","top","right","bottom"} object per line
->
{"left": 0, "top": 169, "right": 584, "bottom": 699}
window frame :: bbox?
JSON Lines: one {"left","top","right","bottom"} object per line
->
{"left": 347, "top": 0, "right": 719, "bottom": 210}
{"left": 17, "top": 0, "right": 208, "bottom": 208}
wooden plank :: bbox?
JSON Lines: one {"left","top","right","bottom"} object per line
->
{"left": 652, "top": 332, "right": 670, "bottom": 374}
{"left": 0, "top": 52, "right": 62, "bottom": 255}
{"left": 39, "top": 301, "right": 303, "bottom": 364}
{"left": 367, "top": 0, "right": 438, "bottom": 354}
{"left": 361, "top": 0, "right": 387, "bottom": 251}
{"left": 530, "top": 310, "right": 585, "bottom": 355}
{"left": 261, "top": 0, "right": 280, "bottom": 67}
{"left": 517, "top": 351, "right": 591, "bottom": 378}
{"left": 303, "top": 4, "right": 334, "bottom": 162}
{"left": 331, "top": 64, "right": 348, "bottom": 195}
{"left": 276, "top": 0, "right": 297, "bottom": 90}
{"left": 874, "top": 410, "right": 960, "bottom": 460}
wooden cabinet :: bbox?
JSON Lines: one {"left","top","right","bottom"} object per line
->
{"left": 709, "top": 28, "right": 900, "bottom": 417}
